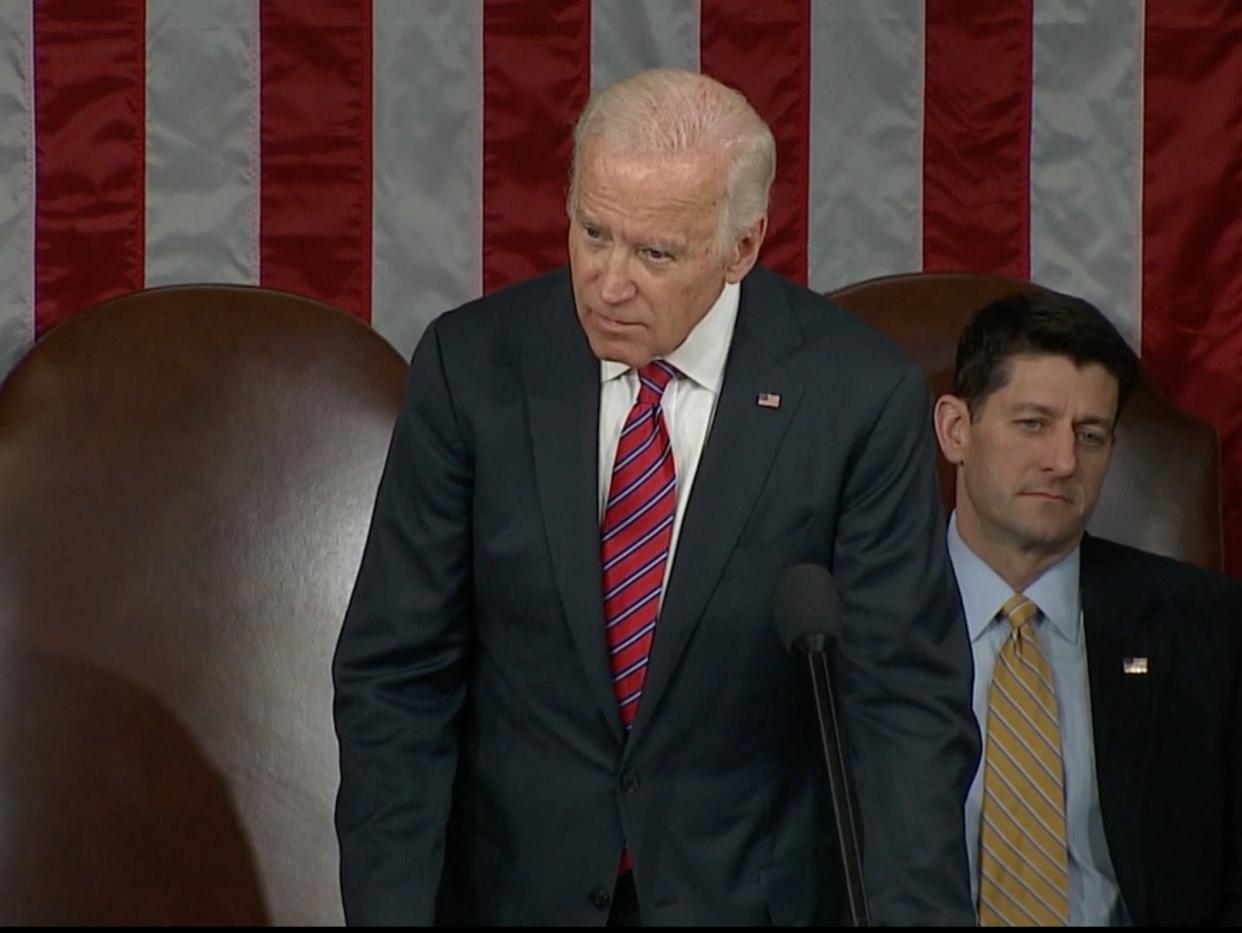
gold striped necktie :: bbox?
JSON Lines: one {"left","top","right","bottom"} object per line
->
{"left": 977, "top": 594, "right": 1070, "bottom": 926}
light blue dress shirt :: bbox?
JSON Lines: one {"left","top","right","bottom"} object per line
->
{"left": 948, "top": 514, "right": 1128, "bottom": 926}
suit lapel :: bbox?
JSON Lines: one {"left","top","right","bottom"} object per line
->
{"left": 1081, "top": 536, "right": 1170, "bottom": 926}
{"left": 523, "top": 275, "right": 624, "bottom": 745}
{"left": 626, "top": 270, "right": 804, "bottom": 750}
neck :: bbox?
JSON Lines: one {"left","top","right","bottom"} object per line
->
{"left": 954, "top": 509, "right": 1079, "bottom": 593}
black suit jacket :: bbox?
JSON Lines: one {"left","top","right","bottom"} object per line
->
{"left": 332, "top": 266, "right": 980, "bottom": 925}
{"left": 1080, "top": 535, "right": 1242, "bottom": 925}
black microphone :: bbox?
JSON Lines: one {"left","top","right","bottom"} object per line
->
{"left": 774, "top": 564, "right": 870, "bottom": 927}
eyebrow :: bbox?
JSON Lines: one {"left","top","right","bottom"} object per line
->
{"left": 1074, "top": 417, "right": 1114, "bottom": 430}
{"left": 1010, "top": 402, "right": 1113, "bottom": 427}
{"left": 1009, "top": 402, "right": 1058, "bottom": 417}
{"left": 573, "top": 213, "right": 687, "bottom": 253}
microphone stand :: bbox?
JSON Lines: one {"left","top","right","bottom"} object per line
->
{"left": 803, "top": 635, "right": 870, "bottom": 926}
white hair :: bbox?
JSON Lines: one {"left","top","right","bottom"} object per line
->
{"left": 567, "top": 69, "right": 776, "bottom": 251}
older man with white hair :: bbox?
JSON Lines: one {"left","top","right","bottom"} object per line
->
{"left": 333, "top": 68, "right": 979, "bottom": 926}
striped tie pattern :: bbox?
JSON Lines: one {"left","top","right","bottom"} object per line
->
{"left": 601, "top": 360, "right": 678, "bottom": 734}
{"left": 978, "top": 594, "right": 1070, "bottom": 926}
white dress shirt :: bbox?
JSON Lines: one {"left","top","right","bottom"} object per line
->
{"left": 947, "top": 513, "right": 1128, "bottom": 926}
{"left": 597, "top": 281, "right": 740, "bottom": 596}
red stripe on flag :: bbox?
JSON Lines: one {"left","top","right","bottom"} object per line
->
{"left": 1142, "top": 3, "right": 1242, "bottom": 578}
{"left": 33, "top": 0, "right": 145, "bottom": 336}
{"left": 260, "top": 0, "right": 372, "bottom": 322}
{"left": 700, "top": 0, "right": 810, "bottom": 285}
{"left": 481, "top": 0, "right": 590, "bottom": 294}
{"left": 923, "top": 0, "right": 1032, "bottom": 278}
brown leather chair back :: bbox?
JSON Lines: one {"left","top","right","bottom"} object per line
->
{"left": 829, "top": 272, "right": 1223, "bottom": 572}
{"left": 0, "top": 285, "right": 407, "bottom": 923}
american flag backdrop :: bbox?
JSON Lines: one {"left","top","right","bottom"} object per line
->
{"left": 0, "top": 0, "right": 1240, "bottom": 575}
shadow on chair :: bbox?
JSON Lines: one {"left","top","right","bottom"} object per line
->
{"left": 0, "top": 638, "right": 270, "bottom": 923}
{"left": 0, "top": 285, "right": 408, "bottom": 924}
{"left": 828, "top": 272, "right": 1223, "bottom": 572}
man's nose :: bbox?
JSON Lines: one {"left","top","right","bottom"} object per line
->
{"left": 1043, "top": 424, "right": 1078, "bottom": 476}
{"left": 599, "top": 249, "right": 636, "bottom": 304}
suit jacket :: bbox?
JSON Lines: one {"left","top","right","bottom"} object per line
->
{"left": 332, "top": 266, "right": 980, "bottom": 925}
{"left": 1080, "top": 535, "right": 1242, "bottom": 925}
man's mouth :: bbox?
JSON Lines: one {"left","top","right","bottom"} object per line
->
{"left": 1021, "top": 490, "right": 1073, "bottom": 504}
{"left": 597, "top": 313, "right": 638, "bottom": 330}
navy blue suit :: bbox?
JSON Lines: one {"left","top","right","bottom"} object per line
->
{"left": 1079, "top": 536, "right": 1242, "bottom": 925}
{"left": 332, "top": 267, "right": 980, "bottom": 925}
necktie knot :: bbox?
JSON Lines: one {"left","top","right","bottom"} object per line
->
{"left": 635, "top": 360, "right": 678, "bottom": 407}
{"left": 1000, "top": 593, "right": 1040, "bottom": 634}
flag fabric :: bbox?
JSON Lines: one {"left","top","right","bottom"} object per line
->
{"left": 1, "top": 0, "right": 1239, "bottom": 575}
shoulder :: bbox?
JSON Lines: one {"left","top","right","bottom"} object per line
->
{"left": 740, "top": 267, "right": 922, "bottom": 413}
{"left": 745, "top": 266, "right": 912, "bottom": 366}
{"left": 431, "top": 266, "right": 573, "bottom": 350}
{"left": 1084, "top": 535, "right": 1242, "bottom": 623}
{"left": 1083, "top": 535, "right": 1234, "bottom": 586}
{"left": 408, "top": 267, "right": 577, "bottom": 392}
{"left": 397, "top": 268, "right": 578, "bottom": 418}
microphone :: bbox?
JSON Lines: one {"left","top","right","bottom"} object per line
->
{"left": 774, "top": 564, "right": 870, "bottom": 927}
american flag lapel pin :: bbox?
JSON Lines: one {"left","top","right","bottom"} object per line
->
{"left": 756, "top": 391, "right": 781, "bottom": 409}
{"left": 1122, "top": 656, "right": 1149, "bottom": 675}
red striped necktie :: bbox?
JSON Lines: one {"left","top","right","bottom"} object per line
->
{"left": 602, "top": 360, "right": 678, "bottom": 877}
{"left": 601, "top": 360, "right": 679, "bottom": 734}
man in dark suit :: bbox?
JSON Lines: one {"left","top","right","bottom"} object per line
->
{"left": 333, "top": 68, "right": 979, "bottom": 926}
{"left": 933, "top": 289, "right": 1242, "bottom": 925}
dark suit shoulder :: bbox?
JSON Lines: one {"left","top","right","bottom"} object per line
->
{"left": 1084, "top": 535, "right": 1241, "bottom": 592}
{"left": 742, "top": 267, "right": 917, "bottom": 391}
{"left": 1083, "top": 535, "right": 1242, "bottom": 637}
{"left": 750, "top": 267, "right": 909, "bottom": 355}
{"left": 431, "top": 266, "right": 572, "bottom": 349}
{"left": 416, "top": 267, "right": 581, "bottom": 392}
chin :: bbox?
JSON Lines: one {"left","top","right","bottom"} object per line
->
{"left": 585, "top": 331, "right": 648, "bottom": 368}
{"left": 1014, "top": 522, "right": 1084, "bottom": 555}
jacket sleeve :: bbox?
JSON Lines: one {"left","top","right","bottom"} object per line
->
{"left": 1223, "top": 580, "right": 1242, "bottom": 924}
{"left": 332, "top": 318, "right": 473, "bottom": 925}
{"left": 831, "top": 363, "right": 981, "bottom": 925}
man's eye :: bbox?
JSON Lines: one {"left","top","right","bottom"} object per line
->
{"left": 642, "top": 248, "right": 672, "bottom": 262}
{"left": 1016, "top": 418, "right": 1043, "bottom": 431}
{"left": 582, "top": 225, "right": 603, "bottom": 240}
{"left": 1079, "top": 429, "right": 1108, "bottom": 447}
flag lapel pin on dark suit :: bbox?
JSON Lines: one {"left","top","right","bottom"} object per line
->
{"left": 756, "top": 392, "right": 781, "bottom": 409}
{"left": 1122, "top": 656, "right": 1149, "bottom": 675}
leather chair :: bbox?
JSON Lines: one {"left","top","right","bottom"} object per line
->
{"left": 0, "top": 286, "right": 407, "bottom": 923}
{"left": 828, "top": 272, "right": 1223, "bottom": 572}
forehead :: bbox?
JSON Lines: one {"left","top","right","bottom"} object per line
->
{"left": 988, "top": 353, "right": 1120, "bottom": 415}
{"left": 573, "top": 140, "right": 725, "bottom": 234}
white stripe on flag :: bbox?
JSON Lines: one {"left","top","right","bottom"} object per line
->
{"left": 371, "top": 0, "right": 481, "bottom": 360}
{"left": 808, "top": 0, "right": 924, "bottom": 293}
{"left": 1030, "top": 0, "right": 1143, "bottom": 349}
{"left": 146, "top": 0, "right": 260, "bottom": 288}
{"left": 0, "top": 0, "right": 32, "bottom": 377}
{"left": 590, "top": 0, "right": 699, "bottom": 92}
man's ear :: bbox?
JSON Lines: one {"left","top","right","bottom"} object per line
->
{"left": 934, "top": 394, "right": 971, "bottom": 466}
{"left": 723, "top": 214, "right": 767, "bottom": 284}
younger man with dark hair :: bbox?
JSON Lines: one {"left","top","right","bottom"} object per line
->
{"left": 933, "top": 289, "right": 1242, "bottom": 926}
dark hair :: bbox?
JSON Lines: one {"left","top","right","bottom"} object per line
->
{"left": 953, "top": 289, "right": 1140, "bottom": 421}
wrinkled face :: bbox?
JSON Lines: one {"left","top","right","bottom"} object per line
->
{"left": 939, "top": 354, "right": 1120, "bottom": 563}
{"left": 568, "top": 139, "right": 764, "bottom": 368}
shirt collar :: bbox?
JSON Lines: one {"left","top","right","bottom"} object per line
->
{"left": 947, "top": 511, "right": 1081, "bottom": 646}
{"left": 600, "top": 280, "right": 740, "bottom": 392}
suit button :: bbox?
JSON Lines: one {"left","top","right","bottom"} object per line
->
{"left": 621, "top": 770, "right": 641, "bottom": 792}
{"left": 590, "top": 885, "right": 611, "bottom": 910}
